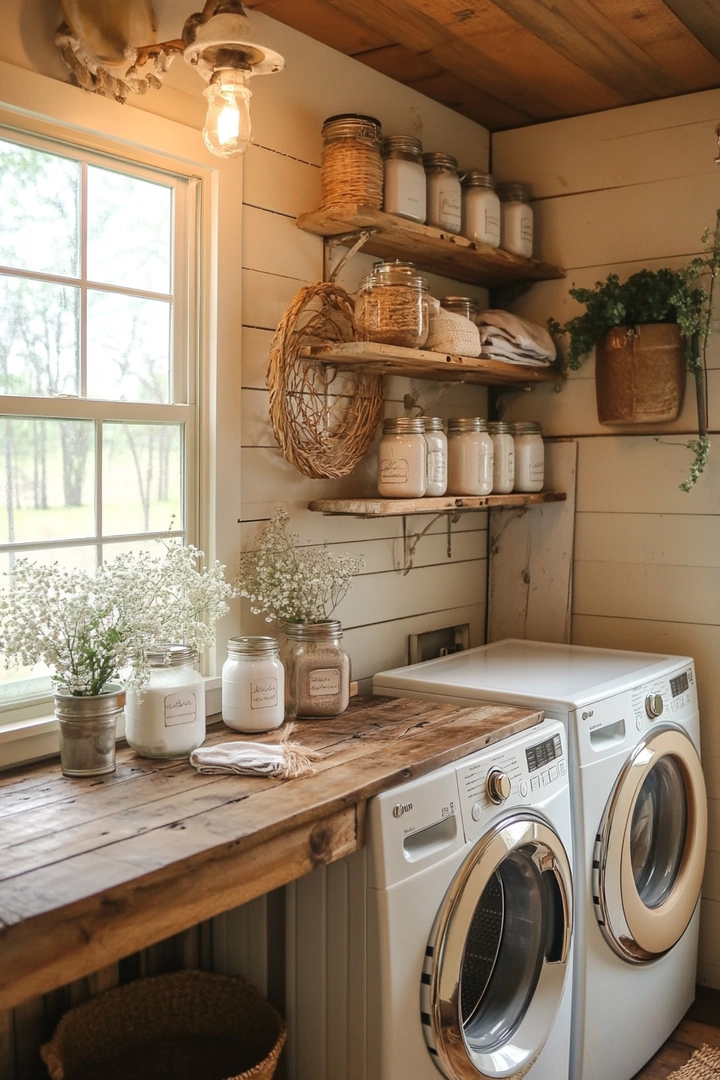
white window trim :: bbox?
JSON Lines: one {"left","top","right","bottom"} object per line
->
{"left": 0, "top": 61, "right": 244, "bottom": 767}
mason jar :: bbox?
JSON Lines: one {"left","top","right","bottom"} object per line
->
{"left": 378, "top": 416, "right": 427, "bottom": 498}
{"left": 280, "top": 621, "right": 350, "bottom": 719}
{"left": 356, "top": 260, "right": 430, "bottom": 348}
{"left": 423, "top": 151, "right": 462, "bottom": 233}
{"left": 497, "top": 181, "right": 534, "bottom": 258}
{"left": 513, "top": 421, "right": 545, "bottom": 491}
{"left": 222, "top": 636, "right": 285, "bottom": 733}
{"left": 440, "top": 296, "right": 479, "bottom": 321}
{"left": 488, "top": 420, "right": 515, "bottom": 495}
{"left": 321, "top": 113, "right": 383, "bottom": 210}
{"left": 125, "top": 644, "right": 206, "bottom": 759}
{"left": 422, "top": 416, "right": 448, "bottom": 497}
{"left": 447, "top": 417, "right": 494, "bottom": 495}
{"left": 461, "top": 171, "right": 501, "bottom": 246}
{"left": 383, "top": 134, "right": 426, "bottom": 222}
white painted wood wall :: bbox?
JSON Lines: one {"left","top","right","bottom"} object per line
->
{"left": 493, "top": 89, "right": 720, "bottom": 988}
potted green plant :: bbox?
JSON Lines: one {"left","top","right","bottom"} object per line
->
{"left": 550, "top": 212, "right": 719, "bottom": 490}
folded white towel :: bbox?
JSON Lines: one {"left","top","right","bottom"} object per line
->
{"left": 482, "top": 344, "right": 554, "bottom": 367}
{"left": 477, "top": 309, "right": 556, "bottom": 362}
{"left": 190, "top": 732, "right": 321, "bottom": 779}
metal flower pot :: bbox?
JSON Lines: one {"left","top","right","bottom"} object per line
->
{"left": 54, "top": 684, "right": 125, "bottom": 777}
{"left": 595, "top": 323, "right": 686, "bottom": 425}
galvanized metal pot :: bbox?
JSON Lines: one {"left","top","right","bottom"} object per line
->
{"left": 54, "top": 684, "right": 125, "bottom": 777}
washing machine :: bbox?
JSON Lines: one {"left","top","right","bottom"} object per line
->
{"left": 373, "top": 638, "right": 708, "bottom": 1080}
{"left": 285, "top": 718, "right": 574, "bottom": 1080}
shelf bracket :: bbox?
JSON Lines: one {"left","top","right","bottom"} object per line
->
{"left": 324, "top": 229, "right": 376, "bottom": 282}
{"left": 402, "top": 511, "right": 461, "bottom": 575}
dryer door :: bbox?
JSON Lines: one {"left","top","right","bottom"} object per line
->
{"left": 594, "top": 724, "right": 707, "bottom": 963}
{"left": 422, "top": 811, "right": 573, "bottom": 1080}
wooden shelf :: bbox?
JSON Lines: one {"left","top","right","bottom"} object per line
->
{"left": 296, "top": 205, "right": 565, "bottom": 288}
{"left": 308, "top": 491, "right": 566, "bottom": 516}
{"left": 301, "top": 341, "right": 560, "bottom": 385}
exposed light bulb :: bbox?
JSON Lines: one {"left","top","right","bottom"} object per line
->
{"left": 203, "top": 70, "right": 253, "bottom": 158}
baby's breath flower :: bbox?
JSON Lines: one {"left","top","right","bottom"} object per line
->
{"left": 234, "top": 507, "right": 364, "bottom": 624}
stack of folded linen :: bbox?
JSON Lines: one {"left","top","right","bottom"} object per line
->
{"left": 476, "top": 309, "right": 556, "bottom": 366}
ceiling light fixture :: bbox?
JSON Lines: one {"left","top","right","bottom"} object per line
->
{"left": 56, "top": 0, "right": 285, "bottom": 158}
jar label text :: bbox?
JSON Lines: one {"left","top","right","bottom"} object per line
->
{"left": 309, "top": 668, "right": 342, "bottom": 697}
{"left": 380, "top": 457, "right": 410, "bottom": 483}
{"left": 251, "top": 677, "right": 279, "bottom": 710}
{"left": 164, "top": 692, "right": 197, "bottom": 727}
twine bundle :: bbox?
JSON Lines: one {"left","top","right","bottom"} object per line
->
{"left": 267, "top": 282, "right": 384, "bottom": 479}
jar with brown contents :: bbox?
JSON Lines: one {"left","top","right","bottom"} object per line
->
{"left": 355, "top": 260, "right": 430, "bottom": 348}
{"left": 280, "top": 620, "right": 350, "bottom": 719}
{"left": 321, "top": 113, "right": 383, "bottom": 210}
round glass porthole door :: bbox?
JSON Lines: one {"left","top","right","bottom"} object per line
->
{"left": 421, "top": 813, "right": 573, "bottom": 1080}
{"left": 594, "top": 726, "right": 707, "bottom": 963}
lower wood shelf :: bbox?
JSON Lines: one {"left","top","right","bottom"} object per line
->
{"left": 308, "top": 491, "right": 566, "bottom": 516}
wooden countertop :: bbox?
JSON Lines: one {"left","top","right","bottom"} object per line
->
{"left": 0, "top": 695, "right": 542, "bottom": 1012}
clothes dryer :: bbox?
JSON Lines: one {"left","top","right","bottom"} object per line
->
{"left": 285, "top": 719, "right": 574, "bottom": 1080}
{"left": 374, "top": 639, "right": 708, "bottom": 1080}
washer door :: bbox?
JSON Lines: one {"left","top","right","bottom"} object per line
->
{"left": 421, "top": 812, "right": 573, "bottom": 1080}
{"left": 594, "top": 725, "right": 707, "bottom": 963}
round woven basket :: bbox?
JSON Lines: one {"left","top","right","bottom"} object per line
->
{"left": 40, "top": 970, "right": 286, "bottom": 1080}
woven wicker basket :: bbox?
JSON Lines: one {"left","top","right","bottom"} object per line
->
{"left": 40, "top": 970, "right": 286, "bottom": 1080}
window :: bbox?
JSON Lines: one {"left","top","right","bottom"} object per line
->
{"left": 0, "top": 129, "right": 198, "bottom": 717}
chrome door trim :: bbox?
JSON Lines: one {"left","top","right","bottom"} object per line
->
{"left": 422, "top": 811, "right": 573, "bottom": 1080}
{"left": 594, "top": 724, "right": 707, "bottom": 963}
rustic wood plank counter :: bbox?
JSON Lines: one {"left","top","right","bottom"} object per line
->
{"left": 0, "top": 695, "right": 542, "bottom": 1012}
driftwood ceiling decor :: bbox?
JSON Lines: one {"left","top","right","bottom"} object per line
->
{"left": 242, "top": 0, "right": 720, "bottom": 130}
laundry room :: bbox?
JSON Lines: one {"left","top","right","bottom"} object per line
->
{"left": 0, "top": 2, "right": 718, "bottom": 1080}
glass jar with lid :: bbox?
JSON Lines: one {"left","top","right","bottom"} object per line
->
{"left": 321, "top": 113, "right": 383, "bottom": 210}
{"left": 378, "top": 416, "right": 427, "bottom": 498}
{"left": 222, "top": 636, "right": 285, "bottom": 732}
{"left": 422, "top": 416, "right": 448, "bottom": 497}
{"left": 513, "top": 421, "right": 544, "bottom": 491}
{"left": 488, "top": 420, "right": 515, "bottom": 495}
{"left": 447, "top": 417, "right": 494, "bottom": 496}
{"left": 125, "top": 644, "right": 206, "bottom": 759}
{"left": 461, "top": 171, "right": 501, "bottom": 247}
{"left": 423, "top": 152, "right": 462, "bottom": 233}
{"left": 497, "top": 182, "right": 534, "bottom": 258}
{"left": 280, "top": 620, "right": 350, "bottom": 719}
{"left": 383, "top": 134, "right": 426, "bottom": 223}
{"left": 355, "top": 260, "right": 429, "bottom": 348}
{"left": 440, "top": 296, "right": 479, "bottom": 322}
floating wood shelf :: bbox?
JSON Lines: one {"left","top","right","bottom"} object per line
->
{"left": 296, "top": 205, "right": 565, "bottom": 288}
{"left": 301, "top": 341, "right": 561, "bottom": 385}
{"left": 308, "top": 491, "right": 566, "bottom": 517}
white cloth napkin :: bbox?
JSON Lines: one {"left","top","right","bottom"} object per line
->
{"left": 190, "top": 734, "right": 321, "bottom": 779}
{"left": 476, "top": 309, "right": 556, "bottom": 365}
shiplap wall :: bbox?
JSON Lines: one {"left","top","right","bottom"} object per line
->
{"left": 493, "top": 88, "right": 720, "bottom": 988}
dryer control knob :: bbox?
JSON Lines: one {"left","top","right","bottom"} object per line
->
{"left": 645, "top": 693, "right": 664, "bottom": 719}
{"left": 486, "top": 769, "right": 512, "bottom": 804}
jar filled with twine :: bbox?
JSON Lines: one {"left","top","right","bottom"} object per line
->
{"left": 321, "top": 113, "right": 384, "bottom": 210}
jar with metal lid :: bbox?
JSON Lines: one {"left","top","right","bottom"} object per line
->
{"left": 321, "top": 113, "right": 383, "bottom": 210}
{"left": 280, "top": 620, "right": 350, "bottom": 719}
{"left": 461, "top": 171, "right": 501, "bottom": 247}
{"left": 513, "top": 421, "right": 544, "bottom": 491}
{"left": 440, "top": 296, "right": 479, "bottom": 321}
{"left": 222, "top": 636, "right": 285, "bottom": 732}
{"left": 422, "top": 416, "right": 448, "bottom": 497}
{"left": 378, "top": 416, "right": 427, "bottom": 498}
{"left": 488, "top": 420, "right": 515, "bottom": 495}
{"left": 447, "top": 417, "right": 494, "bottom": 495}
{"left": 356, "top": 260, "right": 429, "bottom": 348}
{"left": 383, "top": 134, "right": 426, "bottom": 223}
{"left": 125, "top": 644, "right": 206, "bottom": 759}
{"left": 423, "top": 152, "right": 462, "bottom": 233}
{"left": 497, "top": 182, "right": 534, "bottom": 258}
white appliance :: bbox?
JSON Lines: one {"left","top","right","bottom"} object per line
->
{"left": 286, "top": 719, "right": 574, "bottom": 1080}
{"left": 374, "top": 639, "right": 708, "bottom": 1080}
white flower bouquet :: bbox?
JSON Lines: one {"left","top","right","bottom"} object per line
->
{"left": 0, "top": 543, "right": 231, "bottom": 696}
{"left": 235, "top": 507, "right": 364, "bottom": 624}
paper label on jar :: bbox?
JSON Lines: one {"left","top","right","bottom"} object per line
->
{"left": 380, "top": 457, "right": 410, "bottom": 484}
{"left": 309, "top": 668, "right": 341, "bottom": 697}
{"left": 427, "top": 450, "right": 445, "bottom": 483}
{"left": 440, "top": 194, "right": 461, "bottom": 229}
{"left": 521, "top": 218, "right": 534, "bottom": 242}
{"left": 484, "top": 210, "right": 501, "bottom": 241}
{"left": 164, "top": 691, "right": 197, "bottom": 727}
{"left": 251, "top": 677, "right": 278, "bottom": 710}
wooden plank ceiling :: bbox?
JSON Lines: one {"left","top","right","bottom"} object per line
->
{"left": 243, "top": 0, "right": 720, "bottom": 130}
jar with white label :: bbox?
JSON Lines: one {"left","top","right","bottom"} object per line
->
{"left": 383, "top": 135, "right": 426, "bottom": 223}
{"left": 497, "top": 182, "right": 534, "bottom": 258}
{"left": 378, "top": 416, "right": 427, "bottom": 498}
{"left": 422, "top": 417, "right": 448, "bottom": 497}
{"left": 280, "top": 621, "right": 350, "bottom": 719}
{"left": 513, "top": 421, "right": 545, "bottom": 492}
{"left": 125, "top": 644, "right": 206, "bottom": 759}
{"left": 488, "top": 421, "right": 515, "bottom": 495}
{"left": 447, "top": 417, "right": 494, "bottom": 496}
{"left": 461, "top": 172, "right": 501, "bottom": 247}
{"left": 423, "top": 152, "right": 462, "bottom": 233}
{"left": 222, "top": 636, "right": 285, "bottom": 732}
